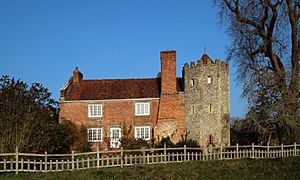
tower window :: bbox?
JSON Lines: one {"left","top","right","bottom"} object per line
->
{"left": 191, "top": 79, "right": 195, "bottom": 87}
{"left": 207, "top": 76, "right": 212, "bottom": 84}
{"left": 209, "top": 103, "right": 212, "bottom": 112}
{"left": 208, "top": 134, "right": 213, "bottom": 145}
{"left": 191, "top": 105, "right": 195, "bottom": 114}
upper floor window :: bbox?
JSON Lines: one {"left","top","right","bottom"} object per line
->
{"left": 191, "top": 79, "right": 195, "bottom": 87}
{"left": 135, "top": 126, "right": 150, "bottom": 140}
{"left": 87, "top": 128, "right": 102, "bottom": 142}
{"left": 135, "top": 102, "right": 150, "bottom": 116}
{"left": 207, "top": 76, "right": 212, "bottom": 84}
{"left": 88, "top": 104, "right": 103, "bottom": 117}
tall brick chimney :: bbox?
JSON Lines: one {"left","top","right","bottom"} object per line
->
{"left": 161, "top": 50, "right": 177, "bottom": 94}
{"left": 73, "top": 67, "right": 83, "bottom": 83}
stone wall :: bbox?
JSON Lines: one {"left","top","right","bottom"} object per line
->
{"left": 183, "top": 54, "right": 230, "bottom": 147}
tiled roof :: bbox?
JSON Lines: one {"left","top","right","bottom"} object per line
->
{"left": 63, "top": 78, "right": 183, "bottom": 101}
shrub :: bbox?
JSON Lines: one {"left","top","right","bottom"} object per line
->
{"left": 59, "top": 120, "right": 92, "bottom": 153}
{"left": 175, "top": 139, "right": 199, "bottom": 148}
{"left": 155, "top": 137, "right": 175, "bottom": 148}
{"left": 120, "top": 138, "right": 150, "bottom": 150}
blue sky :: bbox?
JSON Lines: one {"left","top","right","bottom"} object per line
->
{"left": 0, "top": 0, "right": 247, "bottom": 117}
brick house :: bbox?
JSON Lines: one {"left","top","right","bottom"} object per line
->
{"left": 59, "top": 50, "right": 230, "bottom": 149}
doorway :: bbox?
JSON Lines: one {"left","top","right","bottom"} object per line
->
{"left": 110, "top": 128, "right": 121, "bottom": 148}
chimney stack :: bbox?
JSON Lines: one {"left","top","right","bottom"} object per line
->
{"left": 73, "top": 67, "right": 83, "bottom": 83}
{"left": 160, "top": 50, "right": 177, "bottom": 94}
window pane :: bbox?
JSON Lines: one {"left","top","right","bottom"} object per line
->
{"left": 145, "top": 103, "right": 149, "bottom": 114}
{"left": 145, "top": 127, "right": 149, "bottom": 139}
{"left": 97, "top": 129, "right": 101, "bottom": 141}
{"left": 88, "top": 129, "right": 92, "bottom": 141}
{"left": 137, "top": 128, "right": 140, "bottom": 138}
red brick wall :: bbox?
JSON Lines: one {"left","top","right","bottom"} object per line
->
{"left": 161, "top": 50, "right": 177, "bottom": 95}
{"left": 156, "top": 50, "right": 186, "bottom": 143}
{"left": 155, "top": 93, "right": 186, "bottom": 143}
{"left": 59, "top": 99, "right": 159, "bottom": 148}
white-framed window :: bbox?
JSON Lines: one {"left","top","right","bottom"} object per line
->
{"left": 87, "top": 128, "right": 102, "bottom": 142}
{"left": 191, "top": 79, "right": 195, "bottom": 86}
{"left": 135, "top": 102, "right": 150, "bottom": 116}
{"left": 88, "top": 104, "right": 102, "bottom": 117}
{"left": 207, "top": 76, "right": 212, "bottom": 84}
{"left": 134, "top": 126, "right": 150, "bottom": 140}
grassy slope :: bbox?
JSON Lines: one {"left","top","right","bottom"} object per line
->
{"left": 1, "top": 157, "right": 299, "bottom": 180}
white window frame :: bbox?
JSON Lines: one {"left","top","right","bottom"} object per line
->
{"left": 134, "top": 126, "right": 150, "bottom": 140}
{"left": 87, "top": 128, "right": 102, "bottom": 142}
{"left": 88, "top": 104, "right": 103, "bottom": 118}
{"left": 207, "top": 76, "right": 212, "bottom": 84}
{"left": 135, "top": 102, "right": 150, "bottom": 116}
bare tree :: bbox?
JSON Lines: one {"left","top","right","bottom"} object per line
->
{"left": 214, "top": 0, "right": 299, "bottom": 144}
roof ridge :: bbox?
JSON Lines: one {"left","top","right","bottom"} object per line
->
{"left": 82, "top": 77, "right": 159, "bottom": 81}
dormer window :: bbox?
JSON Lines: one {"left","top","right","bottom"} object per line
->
{"left": 207, "top": 76, "right": 212, "bottom": 84}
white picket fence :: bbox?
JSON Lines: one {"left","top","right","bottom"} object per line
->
{"left": 0, "top": 143, "right": 299, "bottom": 174}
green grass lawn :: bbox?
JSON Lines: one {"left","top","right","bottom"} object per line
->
{"left": 1, "top": 157, "right": 299, "bottom": 180}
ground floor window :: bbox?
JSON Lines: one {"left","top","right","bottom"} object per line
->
{"left": 88, "top": 128, "right": 102, "bottom": 142}
{"left": 134, "top": 126, "right": 150, "bottom": 140}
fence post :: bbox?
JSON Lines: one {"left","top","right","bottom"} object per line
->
{"left": 15, "top": 146, "right": 19, "bottom": 175}
{"left": 267, "top": 143, "right": 269, "bottom": 158}
{"left": 236, "top": 143, "right": 239, "bottom": 159}
{"left": 220, "top": 144, "right": 223, "bottom": 160}
{"left": 164, "top": 143, "right": 167, "bottom": 163}
{"left": 183, "top": 145, "right": 186, "bottom": 161}
{"left": 71, "top": 150, "right": 74, "bottom": 171}
{"left": 96, "top": 146, "right": 100, "bottom": 168}
{"left": 294, "top": 142, "right": 297, "bottom": 156}
{"left": 251, "top": 143, "right": 254, "bottom": 158}
{"left": 142, "top": 147, "right": 145, "bottom": 164}
{"left": 44, "top": 151, "right": 47, "bottom": 172}
{"left": 281, "top": 143, "right": 284, "bottom": 157}
{"left": 121, "top": 147, "right": 124, "bottom": 167}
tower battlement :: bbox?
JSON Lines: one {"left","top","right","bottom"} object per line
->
{"left": 183, "top": 55, "right": 229, "bottom": 72}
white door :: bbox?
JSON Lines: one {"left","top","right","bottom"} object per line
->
{"left": 110, "top": 128, "right": 121, "bottom": 148}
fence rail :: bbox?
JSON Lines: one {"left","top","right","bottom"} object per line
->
{"left": 0, "top": 143, "right": 299, "bottom": 174}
